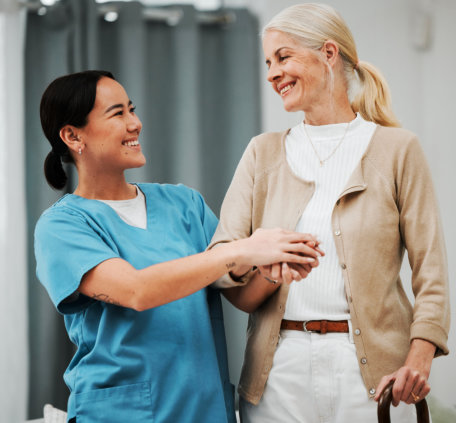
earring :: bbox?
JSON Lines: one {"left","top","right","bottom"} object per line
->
{"left": 78, "top": 148, "right": 82, "bottom": 155}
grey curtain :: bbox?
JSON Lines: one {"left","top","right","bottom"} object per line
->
{"left": 25, "top": 0, "right": 260, "bottom": 418}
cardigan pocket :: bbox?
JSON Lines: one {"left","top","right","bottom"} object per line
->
{"left": 74, "top": 381, "right": 153, "bottom": 422}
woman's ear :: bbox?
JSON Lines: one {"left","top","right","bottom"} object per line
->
{"left": 322, "top": 40, "right": 339, "bottom": 67}
{"left": 59, "top": 125, "right": 83, "bottom": 155}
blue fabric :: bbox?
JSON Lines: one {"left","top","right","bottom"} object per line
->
{"left": 35, "top": 183, "right": 236, "bottom": 423}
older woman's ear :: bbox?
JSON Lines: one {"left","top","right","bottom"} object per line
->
{"left": 321, "top": 40, "right": 339, "bottom": 67}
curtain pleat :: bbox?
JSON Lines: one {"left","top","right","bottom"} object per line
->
{"left": 26, "top": 0, "right": 259, "bottom": 418}
{"left": 25, "top": 4, "right": 79, "bottom": 418}
{"left": 168, "top": 6, "right": 203, "bottom": 189}
{"left": 199, "top": 8, "right": 261, "bottom": 209}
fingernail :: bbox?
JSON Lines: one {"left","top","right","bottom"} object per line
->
{"left": 307, "top": 258, "right": 315, "bottom": 262}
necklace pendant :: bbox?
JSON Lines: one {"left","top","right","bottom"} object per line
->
{"left": 304, "top": 120, "right": 352, "bottom": 169}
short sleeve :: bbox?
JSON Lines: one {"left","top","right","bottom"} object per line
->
{"left": 190, "top": 188, "right": 218, "bottom": 245}
{"left": 207, "top": 139, "right": 256, "bottom": 288}
{"left": 34, "top": 208, "right": 121, "bottom": 314}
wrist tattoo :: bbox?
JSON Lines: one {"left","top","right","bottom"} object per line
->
{"left": 92, "top": 293, "right": 122, "bottom": 306}
{"left": 226, "top": 262, "right": 236, "bottom": 270}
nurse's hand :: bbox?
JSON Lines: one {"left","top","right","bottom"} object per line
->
{"left": 244, "top": 228, "right": 321, "bottom": 266}
{"left": 222, "top": 234, "right": 323, "bottom": 312}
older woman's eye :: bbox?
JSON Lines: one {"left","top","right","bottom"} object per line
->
{"left": 130, "top": 106, "right": 136, "bottom": 114}
{"left": 279, "top": 56, "right": 290, "bottom": 62}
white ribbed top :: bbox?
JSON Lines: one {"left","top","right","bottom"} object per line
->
{"left": 284, "top": 113, "right": 376, "bottom": 321}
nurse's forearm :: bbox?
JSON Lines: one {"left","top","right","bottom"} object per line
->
{"left": 80, "top": 242, "right": 247, "bottom": 310}
{"left": 79, "top": 228, "right": 317, "bottom": 311}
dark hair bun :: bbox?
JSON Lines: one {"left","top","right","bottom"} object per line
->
{"left": 40, "top": 70, "right": 115, "bottom": 190}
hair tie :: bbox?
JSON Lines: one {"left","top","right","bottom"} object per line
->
{"left": 354, "top": 61, "right": 360, "bottom": 70}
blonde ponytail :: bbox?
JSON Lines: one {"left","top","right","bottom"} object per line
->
{"left": 263, "top": 3, "right": 401, "bottom": 127}
{"left": 352, "top": 61, "right": 400, "bottom": 127}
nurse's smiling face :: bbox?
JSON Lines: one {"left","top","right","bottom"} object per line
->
{"left": 78, "top": 77, "right": 145, "bottom": 173}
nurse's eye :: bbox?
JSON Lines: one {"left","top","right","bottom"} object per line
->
{"left": 129, "top": 106, "right": 136, "bottom": 114}
{"left": 114, "top": 110, "right": 124, "bottom": 116}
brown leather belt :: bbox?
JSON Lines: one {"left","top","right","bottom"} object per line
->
{"left": 280, "top": 319, "right": 349, "bottom": 334}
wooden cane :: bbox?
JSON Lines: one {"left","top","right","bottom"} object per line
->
{"left": 377, "top": 380, "right": 430, "bottom": 423}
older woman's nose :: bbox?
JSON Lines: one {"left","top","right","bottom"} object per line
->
{"left": 267, "top": 62, "right": 282, "bottom": 83}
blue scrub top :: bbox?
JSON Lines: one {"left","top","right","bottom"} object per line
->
{"left": 34, "top": 183, "right": 236, "bottom": 423}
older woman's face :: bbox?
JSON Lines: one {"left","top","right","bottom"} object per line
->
{"left": 263, "top": 30, "right": 328, "bottom": 113}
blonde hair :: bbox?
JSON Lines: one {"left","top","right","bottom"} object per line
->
{"left": 263, "top": 3, "right": 400, "bottom": 127}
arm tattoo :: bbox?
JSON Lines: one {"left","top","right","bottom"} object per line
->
{"left": 225, "top": 262, "right": 236, "bottom": 270}
{"left": 92, "top": 293, "right": 122, "bottom": 307}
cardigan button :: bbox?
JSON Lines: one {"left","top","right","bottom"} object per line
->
{"left": 369, "top": 388, "right": 376, "bottom": 395}
{"left": 334, "top": 230, "right": 341, "bottom": 236}
{"left": 340, "top": 263, "right": 346, "bottom": 270}
{"left": 361, "top": 357, "right": 367, "bottom": 364}
{"left": 354, "top": 329, "right": 361, "bottom": 335}
{"left": 336, "top": 199, "right": 340, "bottom": 205}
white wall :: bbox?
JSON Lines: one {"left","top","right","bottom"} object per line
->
{"left": 0, "top": 1, "right": 28, "bottom": 421}
{"left": 224, "top": 0, "right": 456, "bottom": 410}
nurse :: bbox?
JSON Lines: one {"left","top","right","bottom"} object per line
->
{"left": 34, "top": 70, "right": 320, "bottom": 423}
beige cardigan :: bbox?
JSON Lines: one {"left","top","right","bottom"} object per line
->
{"left": 209, "top": 126, "right": 450, "bottom": 405}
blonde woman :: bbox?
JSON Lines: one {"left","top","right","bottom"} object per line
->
{"left": 209, "top": 3, "right": 450, "bottom": 422}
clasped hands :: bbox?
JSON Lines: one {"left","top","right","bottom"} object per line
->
{"left": 258, "top": 232, "right": 324, "bottom": 285}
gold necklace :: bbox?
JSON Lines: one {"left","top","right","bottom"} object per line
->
{"left": 303, "top": 120, "right": 351, "bottom": 167}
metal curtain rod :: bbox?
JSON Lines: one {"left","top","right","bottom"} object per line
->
{"left": 99, "top": 5, "right": 236, "bottom": 26}
{"left": 20, "top": 1, "right": 236, "bottom": 26}
{"left": 18, "top": 0, "right": 43, "bottom": 12}
{"left": 196, "top": 10, "right": 236, "bottom": 26}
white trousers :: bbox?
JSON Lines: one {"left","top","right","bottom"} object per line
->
{"left": 240, "top": 329, "right": 418, "bottom": 423}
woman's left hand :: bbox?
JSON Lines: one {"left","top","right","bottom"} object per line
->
{"left": 374, "top": 366, "right": 430, "bottom": 406}
{"left": 374, "top": 339, "right": 436, "bottom": 406}
{"left": 259, "top": 261, "right": 316, "bottom": 284}
{"left": 258, "top": 239, "right": 324, "bottom": 284}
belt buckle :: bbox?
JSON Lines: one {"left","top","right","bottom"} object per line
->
{"left": 302, "top": 321, "right": 315, "bottom": 333}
